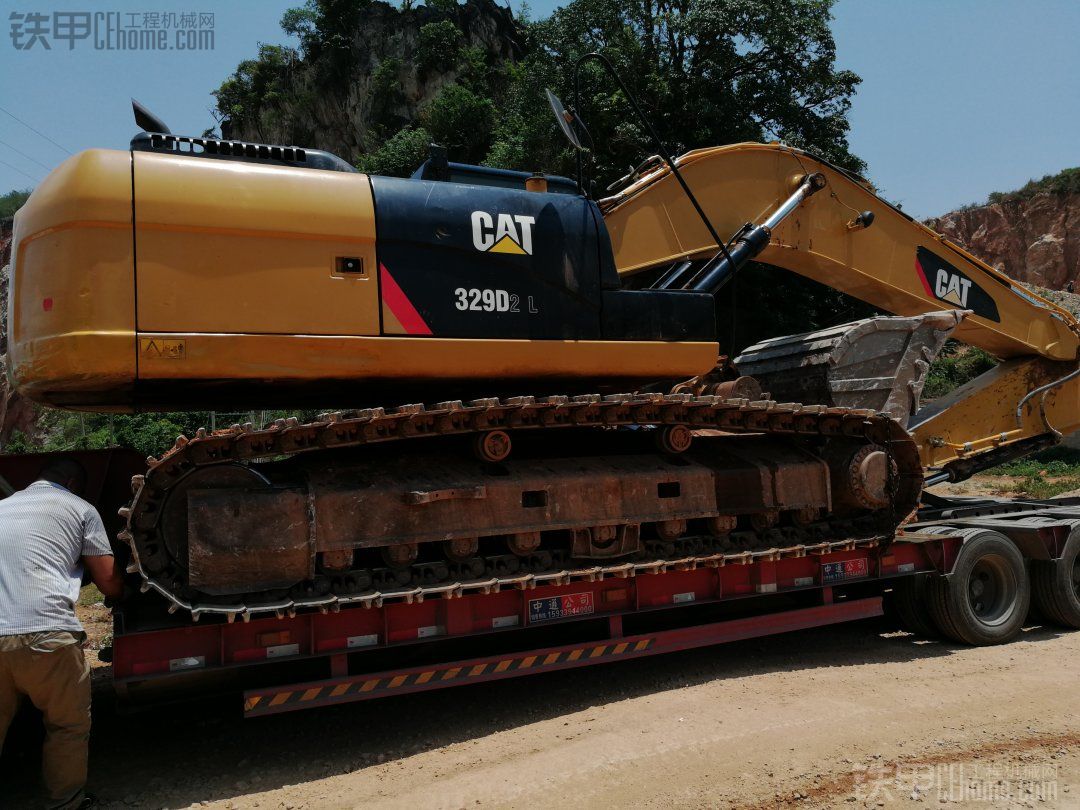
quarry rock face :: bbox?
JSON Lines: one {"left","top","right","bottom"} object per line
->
{"left": 927, "top": 191, "right": 1080, "bottom": 290}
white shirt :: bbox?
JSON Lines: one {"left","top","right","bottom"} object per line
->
{"left": 0, "top": 481, "right": 112, "bottom": 634}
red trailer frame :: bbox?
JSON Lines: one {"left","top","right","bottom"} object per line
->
{"left": 111, "top": 532, "right": 958, "bottom": 715}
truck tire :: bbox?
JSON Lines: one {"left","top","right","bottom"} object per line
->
{"left": 926, "top": 530, "right": 1029, "bottom": 646}
{"left": 1030, "top": 527, "right": 1080, "bottom": 628}
{"left": 888, "top": 573, "right": 939, "bottom": 638}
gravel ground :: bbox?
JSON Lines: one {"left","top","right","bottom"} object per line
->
{"left": 3, "top": 611, "right": 1078, "bottom": 809}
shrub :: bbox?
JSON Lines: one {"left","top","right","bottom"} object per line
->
{"left": 357, "top": 126, "right": 433, "bottom": 176}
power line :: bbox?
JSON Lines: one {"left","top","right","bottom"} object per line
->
{"left": 0, "top": 104, "right": 72, "bottom": 156}
{"left": 0, "top": 138, "right": 54, "bottom": 173}
{"left": 0, "top": 157, "right": 41, "bottom": 185}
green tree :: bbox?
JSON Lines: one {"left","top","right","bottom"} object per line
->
{"left": 418, "top": 20, "right": 462, "bottom": 74}
{"left": 0, "top": 189, "right": 31, "bottom": 219}
{"left": 357, "top": 126, "right": 433, "bottom": 176}
{"left": 215, "top": 44, "right": 297, "bottom": 122}
{"left": 421, "top": 84, "right": 496, "bottom": 165}
{"left": 489, "top": 0, "right": 863, "bottom": 186}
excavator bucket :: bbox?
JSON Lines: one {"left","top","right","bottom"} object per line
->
{"left": 734, "top": 310, "right": 967, "bottom": 425}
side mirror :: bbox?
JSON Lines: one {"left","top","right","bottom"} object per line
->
{"left": 545, "top": 89, "right": 593, "bottom": 152}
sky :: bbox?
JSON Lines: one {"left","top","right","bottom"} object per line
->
{"left": 0, "top": 0, "right": 1077, "bottom": 218}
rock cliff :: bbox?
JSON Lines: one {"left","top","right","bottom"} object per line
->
{"left": 927, "top": 177, "right": 1079, "bottom": 290}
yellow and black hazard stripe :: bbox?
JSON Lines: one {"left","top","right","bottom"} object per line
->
{"left": 244, "top": 637, "right": 654, "bottom": 715}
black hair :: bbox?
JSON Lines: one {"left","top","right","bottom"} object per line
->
{"left": 37, "top": 458, "right": 88, "bottom": 494}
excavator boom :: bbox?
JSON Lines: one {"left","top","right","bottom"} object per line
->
{"left": 600, "top": 143, "right": 1080, "bottom": 479}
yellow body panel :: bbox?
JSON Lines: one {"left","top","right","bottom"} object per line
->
{"left": 603, "top": 143, "right": 1079, "bottom": 362}
{"left": 136, "top": 332, "right": 716, "bottom": 384}
{"left": 133, "top": 152, "right": 380, "bottom": 335}
{"left": 8, "top": 149, "right": 136, "bottom": 403}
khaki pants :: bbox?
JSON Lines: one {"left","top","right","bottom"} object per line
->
{"left": 0, "top": 632, "right": 90, "bottom": 809}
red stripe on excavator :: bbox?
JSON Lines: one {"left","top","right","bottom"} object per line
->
{"left": 379, "top": 263, "right": 433, "bottom": 335}
{"left": 914, "top": 257, "right": 934, "bottom": 297}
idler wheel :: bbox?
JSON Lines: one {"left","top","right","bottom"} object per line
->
{"left": 841, "top": 445, "right": 897, "bottom": 510}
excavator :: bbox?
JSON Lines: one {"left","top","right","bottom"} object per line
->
{"left": 6, "top": 78, "right": 1080, "bottom": 622}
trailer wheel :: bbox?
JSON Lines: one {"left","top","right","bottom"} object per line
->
{"left": 888, "top": 573, "right": 938, "bottom": 638}
{"left": 926, "top": 530, "right": 1029, "bottom": 646}
{"left": 1031, "top": 527, "right": 1080, "bottom": 628}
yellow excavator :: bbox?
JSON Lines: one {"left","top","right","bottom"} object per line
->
{"left": 6, "top": 81, "right": 1079, "bottom": 620}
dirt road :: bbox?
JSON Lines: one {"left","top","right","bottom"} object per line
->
{"left": 4, "top": 615, "right": 1078, "bottom": 809}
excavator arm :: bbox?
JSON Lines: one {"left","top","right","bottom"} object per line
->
{"left": 601, "top": 143, "right": 1080, "bottom": 480}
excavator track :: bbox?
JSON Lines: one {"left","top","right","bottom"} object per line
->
{"left": 118, "top": 393, "right": 924, "bottom": 621}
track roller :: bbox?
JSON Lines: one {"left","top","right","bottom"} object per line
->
{"left": 382, "top": 543, "right": 419, "bottom": 569}
{"left": 508, "top": 531, "right": 541, "bottom": 556}
{"left": 749, "top": 511, "right": 779, "bottom": 532}
{"left": 655, "top": 424, "right": 692, "bottom": 454}
{"left": 1030, "top": 525, "right": 1080, "bottom": 628}
{"left": 473, "top": 430, "right": 512, "bottom": 463}
{"left": 443, "top": 537, "right": 479, "bottom": 563}
{"left": 705, "top": 515, "right": 737, "bottom": 536}
{"left": 926, "top": 528, "right": 1029, "bottom": 645}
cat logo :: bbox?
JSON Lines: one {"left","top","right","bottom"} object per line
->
{"left": 471, "top": 211, "right": 535, "bottom": 255}
{"left": 934, "top": 269, "right": 972, "bottom": 307}
{"left": 915, "top": 246, "right": 1000, "bottom": 322}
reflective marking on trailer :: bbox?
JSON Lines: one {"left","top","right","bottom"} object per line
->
{"left": 898, "top": 562, "right": 916, "bottom": 573}
{"left": 492, "top": 615, "right": 519, "bottom": 628}
{"left": 347, "top": 634, "right": 379, "bottom": 648}
{"left": 168, "top": 655, "right": 205, "bottom": 671}
{"left": 755, "top": 583, "right": 778, "bottom": 593}
{"left": 266, "top": 643, "right": 300, "bottom": 659}
{"left": 417, "top": 625, "right": 445, "bottom": 639}
{"left": 673, "top": 592, "right": 696, "bottom": 603}
{"left": 246, "top": 636, "right": 667, "bottom": 713}
{"left": 793, "top": 576, "right": 814, "bottom": 587}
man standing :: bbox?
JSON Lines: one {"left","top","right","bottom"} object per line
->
{"left": 0, "top": 458, "right": 124, "bottom": 809}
